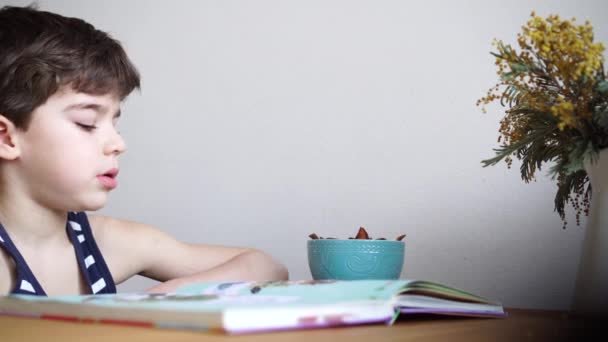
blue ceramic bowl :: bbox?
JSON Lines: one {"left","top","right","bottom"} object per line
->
{"left": 307, "top": 239, "right": 405, "bottom": 280}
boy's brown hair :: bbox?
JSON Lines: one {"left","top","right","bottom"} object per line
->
{"left": 0, "top": 5, "right": 140, "bottom": 130}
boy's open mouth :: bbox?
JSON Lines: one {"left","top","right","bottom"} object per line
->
{"left": 102, "top": 168, "right": 119, "bottom": 178}
{"left": 97, "top": 168, "right": 119, "bottom": 189}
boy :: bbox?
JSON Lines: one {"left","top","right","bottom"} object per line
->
{"left": 0, "top": 5, "right": 288, "bottom": 296}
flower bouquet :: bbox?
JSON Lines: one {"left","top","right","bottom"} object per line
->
{"left": 478, "top": 12, "right": 608, "bottom": 227}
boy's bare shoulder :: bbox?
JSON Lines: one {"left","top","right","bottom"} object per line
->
{"left": 87, "top": 214, "right": 181, "bottom": 258}
{"left": 86, "top": 214, "right": 179, "bottom": 283}
{"left": 88, "top": 214, "right": 160, "bottom": 239}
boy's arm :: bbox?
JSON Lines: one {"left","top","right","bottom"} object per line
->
{"left": 89, "top": 215, "right": 289, "bottom": 293}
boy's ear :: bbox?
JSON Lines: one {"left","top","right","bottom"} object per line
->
{"left": 0, "top": 115, "right": 21, "bottom": 160}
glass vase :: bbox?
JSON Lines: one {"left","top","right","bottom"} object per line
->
{"left": 572, "top": 148, "right": 608, "bottom": 317}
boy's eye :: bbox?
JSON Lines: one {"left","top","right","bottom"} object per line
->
{"left": 76, "top": 123, "right": 97, "bottom": 131}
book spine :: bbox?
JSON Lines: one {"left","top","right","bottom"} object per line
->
{"left": 41, "top": 314, "right": 155, "bottom": 328}
{"left": 2, "top": 311, "right": 213, "bottom": 331}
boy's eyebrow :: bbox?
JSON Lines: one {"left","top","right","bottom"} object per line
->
{"left": 64, "top": 102, "right": 121, "bottom": 118}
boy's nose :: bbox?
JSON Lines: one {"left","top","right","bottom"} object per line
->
{"left": 103, "top": 129, "right": 127, "bottom": 155}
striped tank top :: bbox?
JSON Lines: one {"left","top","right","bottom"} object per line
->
{"left": 0, "top": 211, "right": 116, "bottom": 295}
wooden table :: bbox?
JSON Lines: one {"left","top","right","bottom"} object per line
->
{"left": 0, "top": 309, "right": 602, "bottom": 342}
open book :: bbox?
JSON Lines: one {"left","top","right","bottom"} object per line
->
{"left": 0, "top": 279, "right": 505, "bottom": 334}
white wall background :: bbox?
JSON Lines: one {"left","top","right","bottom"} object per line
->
{"left": 3, "top": 0, "right": 607, "bottom": 310}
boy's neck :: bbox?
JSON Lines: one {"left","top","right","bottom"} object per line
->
{"left": 0, "top": 187, "right": 69, "bottom": 246}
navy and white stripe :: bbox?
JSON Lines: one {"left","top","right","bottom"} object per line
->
{"left": 0, "top": 211, "right": 116, "bottom": 296}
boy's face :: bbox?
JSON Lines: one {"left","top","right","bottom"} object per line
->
{"left": 15, "top": 87, "right": 126, "bottom": 211}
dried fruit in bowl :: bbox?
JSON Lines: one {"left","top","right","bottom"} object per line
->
{"left": 308, "top": 227, "right": 406, "bottom": 241}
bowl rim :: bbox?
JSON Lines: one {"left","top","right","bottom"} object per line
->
{"left": 307, "top": 239, "right": 405, "bottom": 244}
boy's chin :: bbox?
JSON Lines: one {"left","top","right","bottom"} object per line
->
{"left": 82, "top": 202, "right": 106, "bottom": 211}
{"left": 71, "top": 195, "right": 108, "bottom": 212}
